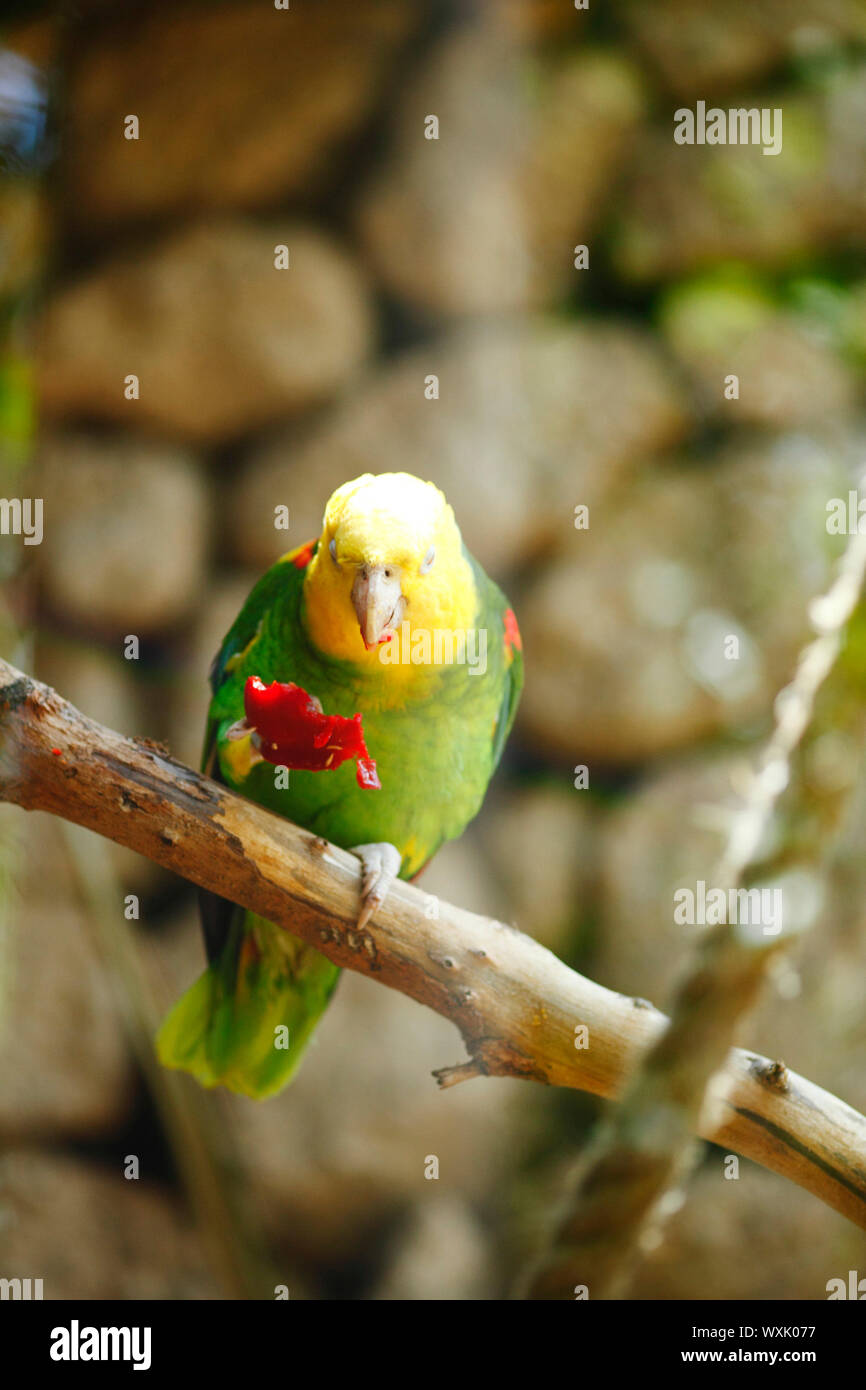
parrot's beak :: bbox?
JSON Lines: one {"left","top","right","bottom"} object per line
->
{"left": 352, "top": 564, "right": 405, "bottom": 649}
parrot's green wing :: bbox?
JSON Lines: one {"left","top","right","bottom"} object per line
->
{"left": 491, "top": 618, "right": 523, "bottom": 771}
{"left": 158, "top": 542, "right": 340, "bottom": 1099}
{"left": 197, "top": 544, "right": 317, "bottom": 966}
{"left": 467, "top": 548, "right": 523, "bottom": 777}
{"left": 201, "top": 545, "right": 318, "bottom": 780}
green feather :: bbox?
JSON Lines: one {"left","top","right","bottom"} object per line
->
{"left": 157, "top": 908, "right": 339, "bottom": 1098}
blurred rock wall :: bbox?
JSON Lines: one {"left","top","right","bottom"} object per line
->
{"left": 3, "top": 0, "right": 866, "bottom": 1299}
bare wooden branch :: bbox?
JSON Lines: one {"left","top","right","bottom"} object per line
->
{"left": 524, "top": 524, "right": 866, "bottom": 1300}
{"left": 1, "top": 656, "right": 866, "bottom": 1241}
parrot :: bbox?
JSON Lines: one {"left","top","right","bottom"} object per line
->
{"left": 156, "top": 471, "right": 523, "bottom": 1099}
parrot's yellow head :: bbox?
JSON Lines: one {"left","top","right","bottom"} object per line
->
{"left": 301, "top": 472, "right": 477, "bottom": 671}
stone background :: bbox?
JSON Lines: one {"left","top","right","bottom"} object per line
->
{"left": 2, "top": 0, "right": 866, "bottom": 1299}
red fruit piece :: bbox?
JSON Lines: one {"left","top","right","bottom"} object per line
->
{"left": 243, "top": 676, "right": 381, "bottom": 789}
{"left": 355, "top": 757, "right": 380, "bottom": 790}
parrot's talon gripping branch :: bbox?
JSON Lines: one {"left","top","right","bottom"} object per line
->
{"left": 350, "top": 841, "right": 402, "bottom": 930}
{"left": 2, "top": 658, "right": 866, "bottom": 1234}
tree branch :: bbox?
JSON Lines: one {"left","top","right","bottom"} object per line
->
{"left": 523, "top": 524, "right": 866, "bottom": 1298}
{"left": 1, "top": 656, "right": 866, "bottom": 1237}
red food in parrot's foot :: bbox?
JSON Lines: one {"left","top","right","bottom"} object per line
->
{"left": 243, "top": 676, "right": 381, "bottom": 789}
{"left": 355, "top": 757, "right": 379, "bottom": 789}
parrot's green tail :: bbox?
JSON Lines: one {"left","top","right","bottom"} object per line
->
{"left": 156, "top": 911, "right": 340, "bottom": 1099}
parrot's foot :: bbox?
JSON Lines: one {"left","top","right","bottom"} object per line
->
{"left": 350, "top": 841, "right": 402, "bottom": 930}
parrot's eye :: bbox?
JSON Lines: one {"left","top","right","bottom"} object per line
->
{"left": 329, "top": 539, "right": 338, "bottom": 564}
{"left": 420, "top": 547, "right": 435, "bottom": 575}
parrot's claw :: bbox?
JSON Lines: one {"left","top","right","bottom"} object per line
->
{"left": 350, "top": 842, "right": 402, "bottom": 930}
{"left": 225, "top": 718, "right": 266, "bottom": 766}
{"left": 226, "top": 717, "right": 253, "bottom": 741}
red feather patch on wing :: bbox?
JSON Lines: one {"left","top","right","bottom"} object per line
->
{"left": 504, "top": 608, "right": 522, "bottom": 657}
{"left": 243, "top": 676, "right": 380, "bottom": 789}
{"left": 291, "top": 539, "right": 316, "bottom": 569}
